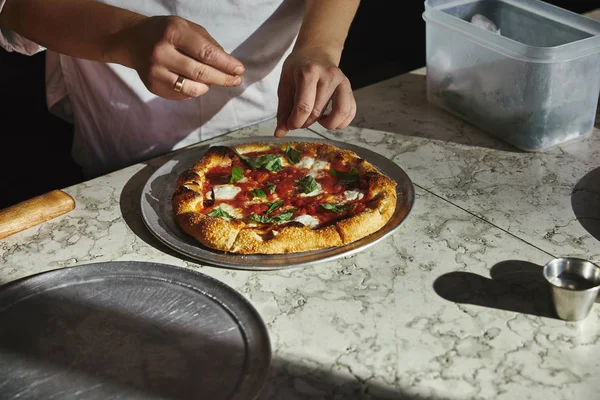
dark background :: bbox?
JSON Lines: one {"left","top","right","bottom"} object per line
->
{"left": 0, "top": 0, "right": 598, "bottom": 209}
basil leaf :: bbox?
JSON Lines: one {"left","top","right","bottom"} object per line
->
{"left": 265, "top": 182, "right": 276, "bottom": 195}
{"left": 330, "top": 168, "right": 359, "bottom": 184}
{"left": 321, "top": 203, "right": 355, "bottom": 214}
{"left": 234, "top": 150, "right": 252, "bottom": 163}
{"left": 207, "top": 207, "right": 236, "bottom": 219}
{"left": 244, "top": 156, "right": 267, "bottom": 170}
{"left": 252, "top": 189, "right": 267, "bottom": 199}
{"left": 296, "top": 175, "right": 319, "bottom": 194}
{"left": 236, "top": 150, "right": 283, "bottom": 171}
{"left": 234, "top": 149, "right": 261, "bottom": 169}
{"left": 339, "top": 169, "right": 360, "bottom": 184}
{"left": 230, "top": 166, "right": 244, "bottom": 183}
{"left": 249, "top": 213, "right": 271, "bottom": 224}
{"left": 271, "top": 208, "right": 298, "bottom": 223}
{"left": 264, "top": 156, "right": 283, "bottom": 172}
{"left": 285, "top": 144, "right": 301, "bottom": 164}
{"left": 249, "top": 208, "right": 298, "bottom": 224}
{"left": 265, "top": 200, "right": 284, "bottom": 215}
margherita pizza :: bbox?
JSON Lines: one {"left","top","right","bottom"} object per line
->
{"left": 172, "top": 142, "right": 397, "bottom": 254}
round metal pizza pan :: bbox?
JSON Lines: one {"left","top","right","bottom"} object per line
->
{"left": 140, "top": 136, "right": 415, "bottom": 270}
{"left": 0, "top": 261, "right": 271, "bottom": 400}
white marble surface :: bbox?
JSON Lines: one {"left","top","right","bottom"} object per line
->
{"left": 2, "top": 117, "right": 600, "bottom": 399}
{"left": 310, "top": 68, "right": 600, "bottom": 264}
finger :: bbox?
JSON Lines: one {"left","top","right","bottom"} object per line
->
{"left": 152, "top": 67, "right": 210, "bottom": 100}
{"left": 275, "top": 85, "right": 294, "bottom": 138}
{"left": 164, "top": 47, "right": 242, "bottom": 87}
{"left": 336, "top": 97, "right": 357, "bottom": 130}
{"left": 286, "top": 71, "right": 319, "bottom": 130}
{"left": 173, "top": 23, "right": 245, "bottom": 76}
{"left": 318, "top": 80, "right": 354, "bottom": 130}
{"left": 274, "top": 121, "right": 288, "bottom": 138}
{"left": 301, "top": 80, "right": 337, "bottom": 129}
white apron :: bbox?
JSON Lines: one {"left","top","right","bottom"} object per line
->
{"left": 1, "top": 0, "right": 304, "bottom": 176}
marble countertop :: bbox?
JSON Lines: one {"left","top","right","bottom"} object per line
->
{"left": 2, "top": 12, "right": 600, "bottom": 400}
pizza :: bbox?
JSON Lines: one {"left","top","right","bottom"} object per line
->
{"left": 172, "top": 142, "right": 397, "bottom": 254}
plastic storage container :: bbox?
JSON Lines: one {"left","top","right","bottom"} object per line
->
{"left": 423, "top": 0, "right": 600, "bottom": 151}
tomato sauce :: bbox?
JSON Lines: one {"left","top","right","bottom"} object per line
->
{"left": 204, "top": 149, "right": 372, "bottom": 227}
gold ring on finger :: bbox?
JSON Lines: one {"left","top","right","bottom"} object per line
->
{"left": 174, "top": 76, "right": 186, "bottom": 93}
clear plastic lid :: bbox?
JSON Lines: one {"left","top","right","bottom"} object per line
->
{"left": 423, "top": 0, "right": 600, "bottom": 62}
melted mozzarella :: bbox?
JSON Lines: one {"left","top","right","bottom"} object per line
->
{"left": 296, "top": 157, "right": 315, "bottom": 169}
{"left": 218, "top": 203, "right": 243, "bottom": 219}
{"left": 209, "top": 184, "right": 241, "bottom": 200}
{"left": 308, "top": 160, "right": 330, "bottom": 178}
{"left": 343, "top": 190, "right": 364, "bottom": 203}
{"left": 313, "top": 160, "right": 329, "bottom": 170}
{"left": 300, "top": 182, "right": 323, "bottom": 197}
{"left": 294, "top": 214, "right": 319, "bottom": 228}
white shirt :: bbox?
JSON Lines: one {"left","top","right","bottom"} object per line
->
{"left": 0, "top": 0, "right": 304, "bottom": 177}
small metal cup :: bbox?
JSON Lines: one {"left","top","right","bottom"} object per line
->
{"left": 543, "top": 258, "right": 600, "bottom": 321}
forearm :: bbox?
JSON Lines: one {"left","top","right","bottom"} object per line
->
{"left": 0, "top": 0, "right": 142, "bottom": 65}
{"left": 294, "top": 0, "right": 360, "bottom": 65}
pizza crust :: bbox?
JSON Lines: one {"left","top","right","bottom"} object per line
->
{"left": 175, "top": 212, "right": 244, "bottom": 251}
{"left": 231, "top": 224, "right": 343, "bottom": 254}
{"left": 172, "top": 142, "right": 398, "bottom": 254}
{"left": 332, "top": 171, "right": 397, "bottom": 244}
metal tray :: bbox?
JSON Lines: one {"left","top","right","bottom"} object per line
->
{"left": 140, "top": 136, "right": 415, "bottom": 270}
{"left": 0, "top": 261, "right": 271, "bottom": 400}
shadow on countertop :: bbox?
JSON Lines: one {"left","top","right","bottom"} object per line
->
{"left": 118, "top": 156, "right": 206, "bottom": 267}
{"left": 260, "top": 359, "right": 429, "bottom": 400}
{"left": 433, "top": 260, "right": 558, "bottom": 319}
{"left": 571, "top": 166, "right": 600, "bottom": 242}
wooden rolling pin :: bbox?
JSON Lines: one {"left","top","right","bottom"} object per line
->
{"left": 0, "top": 190, "right": 75, "bottom": 239}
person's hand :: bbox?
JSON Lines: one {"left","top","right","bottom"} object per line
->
{"left": 274, "top": 49, "right": 356, "bottom": 137}
{"left": 112, "top": 15, "right": 245, "bottom": 100}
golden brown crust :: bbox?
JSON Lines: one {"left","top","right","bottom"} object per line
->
{"left": 191, "top": 146, "right": 237, "bottom": 173}
{"left": 230, "top": 224, "right": 343, "bottom": 254}
{"left": 333, "top": 188, "right": 397, "bottom": 244}
{"left": 334, "top": 208, "right": 386, "bottom": 244}
{"left": 175, "top": 212, "right": 245, "bottom": 252}
{"left": 172, "top": 141, "right": 398, "bottom": 254}
{"left": 233, "top": 142, "right": 279, "bottom": 154}
{"left": 333, "top": 168, "right": 397, "bottom": 244}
